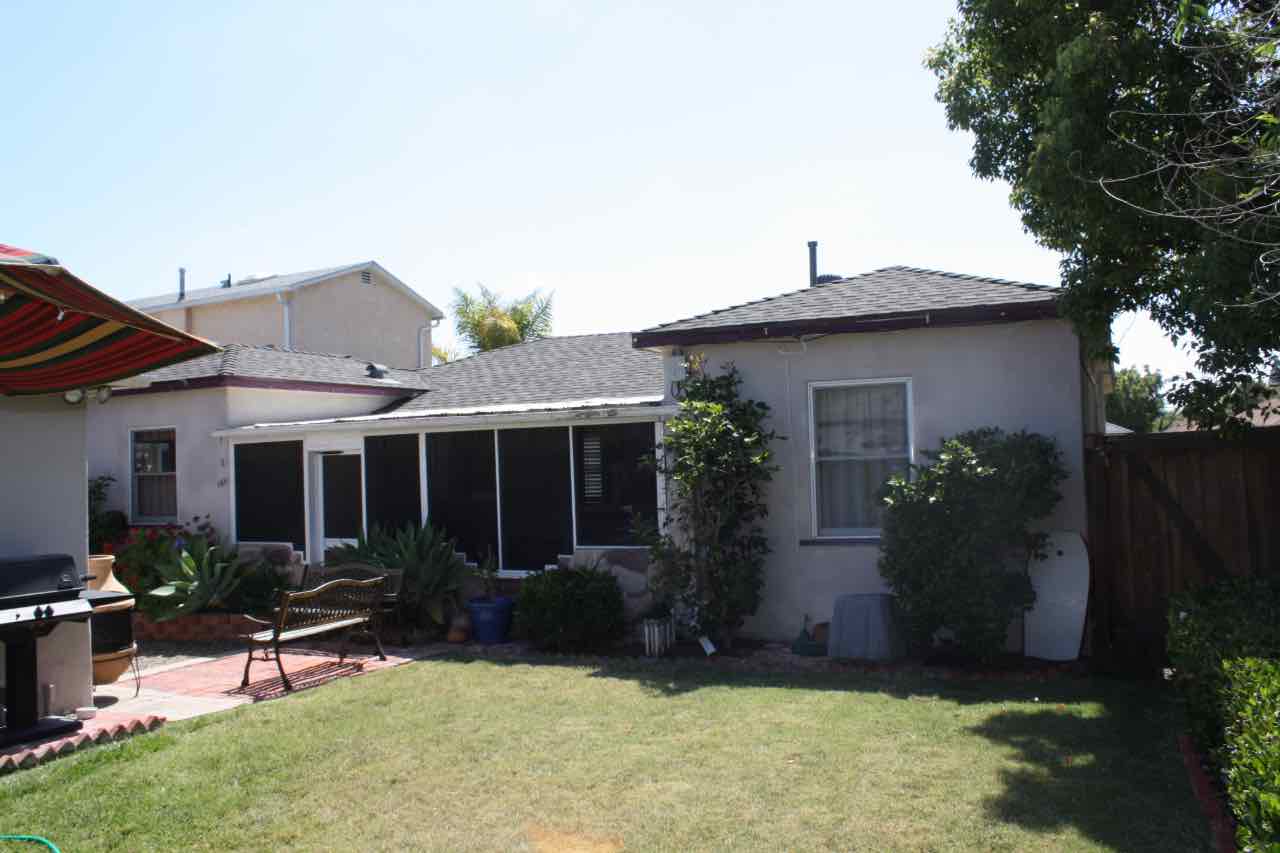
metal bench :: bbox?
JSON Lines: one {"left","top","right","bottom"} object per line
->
{"left": 240, "top": 577, "right": 387, "bottom": 691}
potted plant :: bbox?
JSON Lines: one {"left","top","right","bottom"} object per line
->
{"left": 466, "top": 551, "right": 514, "bottom": 644}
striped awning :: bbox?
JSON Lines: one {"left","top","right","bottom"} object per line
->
{"left": 0, "top": 244, "right": 218, "bottom": 395}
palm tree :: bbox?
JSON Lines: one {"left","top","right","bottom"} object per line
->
{"left": 451, "top": 285, "right": 553, "bottom": 353}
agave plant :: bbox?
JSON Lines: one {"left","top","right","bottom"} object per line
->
{"left": 143, "top": 540, "right": 249, "bottom": 621}
{"left": 328, "top": 522, "right": 468, "bottom": 629}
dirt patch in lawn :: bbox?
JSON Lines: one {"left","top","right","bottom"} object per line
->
{"left": 526, "top": 825, "right": 624, "bottom": 852}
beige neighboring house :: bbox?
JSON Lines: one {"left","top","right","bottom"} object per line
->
{"left": 131, "top": 262, "right": 443, "bottom": 369}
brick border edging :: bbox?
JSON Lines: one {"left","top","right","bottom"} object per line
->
{"left": 1178, "top": 733, "right": 1236, "bottom": 853}
{"left": 0, "top": 716, "right": 166, "bottom": 775}
{"left": 133, "top": 611, "right": 252, "bottom": 641}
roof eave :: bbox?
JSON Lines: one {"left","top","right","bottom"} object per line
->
{"left": 631, "top": 300, "right": 1061, "bottom": 349}
{"left": 111, "top": 375, "right": 420, "bottom": 398}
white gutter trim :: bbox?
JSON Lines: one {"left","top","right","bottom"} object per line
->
{"left": 212, "top": 402, "right": 678, "bottom": 439}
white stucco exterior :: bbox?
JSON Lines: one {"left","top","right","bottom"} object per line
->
{"left": 662, "top": 318, "right": 1097, "bottom": 640}
{"left": 85, "top": 386, "right": 395, "bottom": 538}
{"left": 0, "top": 396, "right": 93, "bottom": 714}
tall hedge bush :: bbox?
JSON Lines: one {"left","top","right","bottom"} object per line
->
{"left": 878, "top": 428, "right": 1066, "bottom": 661}
{"left": 1167, "top": 576, "right": 1280, "bottom": 749}
{"left": 1220, "top": 658, "right": 1280, "bottom": 851}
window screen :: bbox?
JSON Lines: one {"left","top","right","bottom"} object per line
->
{"left": 812, "top": 382, "right": 910, "bottom": 535}
{"left": 574, "top": 423, "right": 657, "bottom": 546}
{"left": 364, "top": 434, "right": 421, "bottom": 535}
{"left": 234, "top": 441, "right": 305, "bottom": 549}
{"left": 426, "top": 430, "right": 497, "bottom": 564}
{"left": 499, "top": 427, "right": 572, "bottom": 571}
{"left": 132, "top": 429, "right": 176, "bottom": 521}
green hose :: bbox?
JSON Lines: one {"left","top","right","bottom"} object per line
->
{"left": 0, "top": 837, "right": 60, "bottom": 853}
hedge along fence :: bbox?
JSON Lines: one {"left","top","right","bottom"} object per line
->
{"left": 1167, "top": 577, "right": 1280, "bottom": 850}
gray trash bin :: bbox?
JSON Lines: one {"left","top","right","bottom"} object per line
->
{"left": 829, "top": 593, "right": 903, "bottom": 661}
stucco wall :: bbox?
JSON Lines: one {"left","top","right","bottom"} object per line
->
{"left": 672, "top": 318, "right": 1087, "bottom": 640}
{"left": 0, "top": 397, "right": 93, "bottom": 713}
{"left": 186, "top": 294, "right": 284, "bottom": 347}
{"left": 85, "top": 386, "right": 396, "bottom": 542}
{"left": 291, "top": 270, "right": 434, "bottom": 368}
{"left": 85, "top": 388, "right": 233, "bottom": 535}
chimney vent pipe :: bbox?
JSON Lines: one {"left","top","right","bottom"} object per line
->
{"left": 178, "top": 267, "right": 186, "bottom": 302}
{"left": 807, "top": 241, "right": 818, "bottom": 286}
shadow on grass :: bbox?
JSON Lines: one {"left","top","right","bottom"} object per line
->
{"left": 429, "top": 651, "right": 1206, "bottom": 851}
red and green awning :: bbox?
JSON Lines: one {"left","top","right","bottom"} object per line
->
{"left": 0, "top": 244, "right": 218, "bottom": 395}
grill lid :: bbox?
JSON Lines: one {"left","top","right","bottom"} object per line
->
{"left": 0, "top": 554, "right": 84, "bottom": 605}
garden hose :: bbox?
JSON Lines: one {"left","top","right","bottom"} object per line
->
{"left": 0, "top": 837, "right": 61, "bottom": 853}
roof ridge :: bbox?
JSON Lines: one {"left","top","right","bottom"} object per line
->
{"left": 252, "top": 344, "right": 356, "bottom": 361}
{"left": 884, "top": 265, "right": 1057, "bottom": 292}
{"left": 425, "top": 332, "right": 633, "bottom": 370}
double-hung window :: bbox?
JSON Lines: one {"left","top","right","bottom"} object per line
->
{"left": 131, "top": 428, "right": 177, "bottom": 522}
{"left": 810, "top": 380, "right": 911, "bottom": 537}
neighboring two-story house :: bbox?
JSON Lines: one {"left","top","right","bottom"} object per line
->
{"left": 132, "top": 262, "right": 443, "bottom": 369}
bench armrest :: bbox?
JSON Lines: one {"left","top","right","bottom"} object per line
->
{"left": 243, "top": 613, "right": 275, "bottom": 627}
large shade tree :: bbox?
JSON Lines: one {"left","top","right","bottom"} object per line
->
{"left": 929, "top": 0, "right": 1280, "bottom": 429}
{"left": 450, "top": 285, "right": 553, "bottom": 353}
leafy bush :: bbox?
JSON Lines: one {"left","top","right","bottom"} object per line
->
{"left": 329, "top": 523, "right": 468, "bottom": 631}
{"left": 517, "top": 566, "right": 625, "bottom": 653}
{"left": 140, "top": 540, "right": 253, "bottom": 621}
{"left": 1220, "top": 658, "right": 1280, "bottom": 851}
{"left": 1167, "top": 576, "right": 1280, "bottom": 749}
{"left": 223, "top": 561, "right": 289, "bottom": 615}
{"left": 88, "top": 475, "right": 127, "bottom": 553}
{"left": 648, "top": 360, "right": 778, "bottom": 647}
{"left": 112, "top": 516, "right": 220, "bottom": 593}
{"left": 878, "top": 428, "right": 1067, "bottom": 661}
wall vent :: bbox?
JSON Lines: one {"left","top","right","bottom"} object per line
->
{"left": 360, "top": 270, "right": 372, "bottom": 285}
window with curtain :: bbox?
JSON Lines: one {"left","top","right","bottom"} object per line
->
{"left": 811, "top": 381, "right": 910, "bottom": 536}
{"left": 132, "top": 428, "right": 177, "bottom": 522}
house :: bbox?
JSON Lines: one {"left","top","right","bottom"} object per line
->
{"left": 90, "top": 262, "right": 1103, "bottom": 644}
{"left": 632, "top": 265, "right": 1105, "bottom": 640}
{"left": 131, "top": 262, "right": 444, "bottom": 368}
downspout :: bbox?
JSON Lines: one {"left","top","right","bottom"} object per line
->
{"left": 277, "top": 292, "right": 293, "bottom": 348}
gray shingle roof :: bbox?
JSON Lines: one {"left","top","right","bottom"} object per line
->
{"left": 118, "top": 344, "right": 431, "bottom": 392}
{"left": 384, "top": 333, "right": 665, "bottom": 417}
{"left": 634, "top": 266, "right": 1059, "bottom": 344}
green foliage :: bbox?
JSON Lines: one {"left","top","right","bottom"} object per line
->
{"left": 87, "top": 475, "right": 127, "bottom": 553}
{"left": 142, "top": 540, "right": 252, "bottom": 621}
{"left": 516, "top": 566, "right": 626, "bottom": 653}
{"left": 1167, "top": 576, "right": 1280, "bottom": 749}
{"left": 329, "top": 523, "right": 468, "bottom": 629}
{"left": 473, "top": 550, "right": 500, "bottom": 601}
{"left": 1106, "top": 366, "right": 1176, "bottom": 433}
{"left": 112, "top": 516, "right": 219, "bottom": 593}
{"left": 223, "top": 562, "right": 289, "bottom": 615}
{"left": 878, "top": 428, "right": 1067, "bottom": 661}
{"left": 929, "top": 0, "right": 1280, "bottom": 430}
{"left": 649, "top": 360, "right": 778, "bottom": 647}
{"left": 1220, "top": 658, "right": 1280, "bottom": 851}
{"left": 450, "top": 284, "right": 552, "bottom": 353}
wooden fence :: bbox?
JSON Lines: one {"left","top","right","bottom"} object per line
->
{"left": 1085, "top": 427, "right": 1280, "bottom": 675}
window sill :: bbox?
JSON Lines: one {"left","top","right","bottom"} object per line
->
{"left": 799, "top": 536, "right": 881, "bottom": 547}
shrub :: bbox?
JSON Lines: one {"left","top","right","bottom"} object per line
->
{"left": 223, "top": 561, "right": 289, "bottom": 614}
{"left": 1221, "top": 658, "right": 1280, "bottom": 851}
{"left": 1167, "top": 576, "right": 1280, "bottom": 749}
{"left": 88, "top": 475, "right": 127, "bottom": 553}
{"left": 112, "top": 516, "right": 219, "bottom": 593}
{"left": 648, "top": 360, "right": 778, "bottom": 648}
{"left": 139, "top": 539, "right": 253, "bottom": 621}
{"left": 878, "top": 428, "right": 1067, "bottom": 661}
{"left": 329, "top": 523, "right": 468, "bottom": 631}
{"left": 517, "top": 566, "right": 625, "bottom": 653}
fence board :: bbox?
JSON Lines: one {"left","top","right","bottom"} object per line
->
{"left": 1086, "top": 427, "right": 1280, "bottom": 675}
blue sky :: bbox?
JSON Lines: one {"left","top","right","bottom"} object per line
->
{"left": 3, "top": 0, "right": 1193, "bottom": 374}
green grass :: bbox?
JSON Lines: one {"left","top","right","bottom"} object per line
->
{"left": 1, "top": 657, "right": 1205, "bottom": 852}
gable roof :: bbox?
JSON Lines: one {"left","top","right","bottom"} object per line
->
{"left": 129, "top": 261, "right": 443, "bottom": 319}
{"left": 632, "top": 266, "right": 1060, "bottom": 348}
{"left": 113, "top": 343, "right": 431, "bottom": 396}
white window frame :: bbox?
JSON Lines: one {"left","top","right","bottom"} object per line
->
{"left": 129, "top": 426, "right": 179, "bottom": 525}
{"left": 807, "top": 378, "right": 914, "bottom": 539}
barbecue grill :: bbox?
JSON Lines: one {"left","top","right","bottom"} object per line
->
{"left": 0, "top": 554, "right": 92, "bottom": 746}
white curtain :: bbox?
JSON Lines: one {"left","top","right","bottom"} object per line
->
{"left": 813, "top": 383, "right": 908, "bottom": 534}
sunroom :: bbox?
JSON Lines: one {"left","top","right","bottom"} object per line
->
{"left": 215, "top": 333, "right": 672, "bottom": 575}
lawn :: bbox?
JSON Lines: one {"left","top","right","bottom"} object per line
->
{"left": 1, "top": 657, "right": 1205, "bottom": 852}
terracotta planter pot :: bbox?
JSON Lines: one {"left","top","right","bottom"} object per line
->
{"left": 87, "top": 554, "right": 131, "bottom": 595}
{"left": 93, "top": 644, "right": 138, "bottom": 685}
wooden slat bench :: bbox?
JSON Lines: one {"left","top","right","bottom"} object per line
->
{"left": 240, "top": 577, "right": 387, "bottom": 691}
